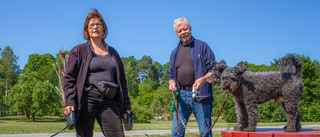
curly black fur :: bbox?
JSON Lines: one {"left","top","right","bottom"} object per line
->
{"left": 207, "top": 60, "right": 228, "bottom": 87}
{"left": 208, "top": 54, "right": 303, "bottom": 132}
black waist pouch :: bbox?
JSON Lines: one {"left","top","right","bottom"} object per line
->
{"left": 89, "top": 78, "right": 119, "bottom": 98}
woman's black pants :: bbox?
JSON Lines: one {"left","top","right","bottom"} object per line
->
{"left": 75, "top": 89, "right": 124, "bottom": 137}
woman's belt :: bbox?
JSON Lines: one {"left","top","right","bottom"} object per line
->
{"left": 87, "top": 78, "right": 119, "bottom": 98}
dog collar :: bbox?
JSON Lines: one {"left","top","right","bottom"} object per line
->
{"left": 236, "top": 78, "right": 242, "bottom": 90}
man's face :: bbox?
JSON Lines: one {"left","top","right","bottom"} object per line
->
{"left": 88, "top": 18, "right": 104, "bottom": 39}
{"left": 175, "top": 21, "right": 191, "bottom": 45}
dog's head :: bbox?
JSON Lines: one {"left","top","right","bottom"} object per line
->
{"left": 220, "top": 65, "right": 247, "bottom": 93}
{"left": 207, "top": 60, "right": 228, "bottom": 87}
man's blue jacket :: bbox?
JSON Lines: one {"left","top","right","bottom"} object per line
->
{"left": 169, "top": 37, "right": 215, "bottom": 103}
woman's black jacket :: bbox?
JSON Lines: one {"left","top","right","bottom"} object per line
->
{"left": 63, "top": 40, "right": 131, "bottom": 117}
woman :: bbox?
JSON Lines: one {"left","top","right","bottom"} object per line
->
{"left": 63, "top": 9, "right": 131, "bottom": 137}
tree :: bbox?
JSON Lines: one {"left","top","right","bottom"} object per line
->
{"left": 121, "top": 56, "right": 140, "bottom": 98}
{"left": 21, "top": 53, "right": 57, "bottom": 83}
{"left": 150, "top": 61, "right": 163, "bottom": 89}
{"left": 52, "top": 47, "right": 69, "bottom": 107}
{"left": 32, "top": 80, "right": 60, "bottom": 120}
{"left": 137, "top": 55, "right": 153, "bottom": 84}
{"left": 131, "top": 102, "right": 153, "bottom": 123}
{"left": 7, "top": 53, "right": 60, "bottom": 121}
{"left": 7, "top": 80, "right": 32, "bottom": 118}
{"left": 7, "top": 76, "right": 59, "bottom": 121}
{"left": 136, "top": 82, "right": 155, "bottom": 108}
{"left": 150, "top": 86, "right": 172, "bottom": 120}
{"left": 161, "top": 62, "right": 170, "bottom": 86}
{"left": 295, "top": 54, "right": 320, "bottom": 121}
{"left": 150, "top": 97, "right": 164, "bottom": 120}
{"left": 124, "top": 56, "right": 168, "bottom": 122}
{"left": 0, "top": 46, "right": 20, "bottom": 116}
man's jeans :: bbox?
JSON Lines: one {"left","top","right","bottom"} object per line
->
{"left": 171, "top": 89, "right": 213, "bottom": 137}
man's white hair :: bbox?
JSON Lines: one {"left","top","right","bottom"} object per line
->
{"left": 173, "top": 17, "right": 190, "bottom": 31}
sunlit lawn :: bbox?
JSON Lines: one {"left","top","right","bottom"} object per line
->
{"left": 126, "top": 131, "right": 222, "bottom": 137}
{"left": 0, "top": 116, "right": 319, "bottom": 136}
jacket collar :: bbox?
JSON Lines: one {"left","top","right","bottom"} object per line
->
{"left": 178, "top": 36, "right": 195, "bottom": 47}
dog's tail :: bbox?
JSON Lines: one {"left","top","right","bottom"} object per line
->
{"left": 278, "top": 54, "right": 303, "bottom": 79}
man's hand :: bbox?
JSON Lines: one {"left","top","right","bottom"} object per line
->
{"left": 64, "top": 106, "right": 74, "bottom": 116}
{"left": 169, "top": 80, "right": 177, "bottom": 91}
{"left": 193, "top": 72, "right": 212, "bottom": 90}
{"left": 193, "top": 77, "right": 205, "bottom": 90}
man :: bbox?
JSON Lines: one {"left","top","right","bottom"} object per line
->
{"left": 168, "top": 17, "right": 215, "bottom": 137}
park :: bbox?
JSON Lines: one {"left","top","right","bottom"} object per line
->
{"left": 1, "top": 1, "right": 320, "bottom": 137}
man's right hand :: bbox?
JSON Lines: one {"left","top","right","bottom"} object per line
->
{"left": 64, "top": 106, "right": 74, "bottom": 116}
{"left": 169, "top": 80, "right": 177, "bottom": 91}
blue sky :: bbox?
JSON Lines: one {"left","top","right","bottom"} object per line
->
{"left": 1, "top": 0, "right": 319, "bottom": 69}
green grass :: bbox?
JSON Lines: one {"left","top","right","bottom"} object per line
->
{"left": 0, "top": 116, "right": 319, "bottom": 136}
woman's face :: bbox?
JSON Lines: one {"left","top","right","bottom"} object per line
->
{"left": 88, "top": 18, "right": 104, "bottom": 39}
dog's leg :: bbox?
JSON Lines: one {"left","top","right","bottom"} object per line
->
{"left": 282, "top": 83, "right": 303, "bottom": 132}
{"left": 281, "top": 101, "right": 302, "bottom": 132}
{"left": 234, "top": 100, "right": 248, "bottom": 131}
{"left": 280, "top": 103, "right": 288, "bottom": 130}
{"left": 295, "top": 109, "right": 301, "bottom": 131}
{"left": 283, "top": 100, "right": 300, "bottom": 132}
{"left": 244, "top": 102, "right": 258, "bottom": 132}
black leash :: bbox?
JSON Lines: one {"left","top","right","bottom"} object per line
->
{"left": 50, "top": 126, "right": 69, "bottom": 137}
{"left": 51, "top": 111, "right": 75, "bottom": 137}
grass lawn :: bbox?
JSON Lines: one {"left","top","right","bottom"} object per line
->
{"left": 126, "top": 131, "right": 223, "bottom": 137}
{"left": 0, "top": 116, "right": 319, "bottom": 136}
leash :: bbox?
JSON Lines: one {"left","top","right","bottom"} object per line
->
{"left": 51, "top": 111, "right": 75, "bottom": 137}
{"left": 172, "top": 89, "right": 228, "bottom": 137}
{"left": 50, "top": 126, "right": 69, "bottom": 137}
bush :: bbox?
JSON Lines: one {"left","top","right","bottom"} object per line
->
{"left": 131, "top": 103, "right": 153, "bottom": 123}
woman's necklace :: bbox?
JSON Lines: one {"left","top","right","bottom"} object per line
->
{"left": 92, "top": 43, "right": 103, "bottom": 48}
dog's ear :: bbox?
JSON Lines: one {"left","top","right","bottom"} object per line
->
{"left": 219, "top": 60, "right": 226, "bottom": 65}
{"left": 234, "top": 65, "right": 247, "bottom": 77}
{"left": 218, "top": 63, "right": 227, "bottom": 72}
{"left": 239, "top": 65, "right": 247, "bottom": 72}
{"left": 211, "top": 61, "right": 216, "bottom": 66}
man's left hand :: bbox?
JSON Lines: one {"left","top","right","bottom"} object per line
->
{"left": 193, "top": 77, "right": 205, "bottom": 90}
{"left": 193, "top": 72, "right": 212, "bottom": 90}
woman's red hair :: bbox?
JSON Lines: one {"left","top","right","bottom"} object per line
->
{"left": 83, "top": 9, "right": 108, "bottom": 40}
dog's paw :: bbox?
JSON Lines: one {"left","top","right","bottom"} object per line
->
{"left": 284, "top": 128, "right": 296, "bottom": 132}
{"left": 284, "top": 126, "right": 297, "bottom": 132}
{"left": 234, "top": 125, "right": 244, "bottom": 131}
{"left": 283, "top": 125, "right": 287, "bottom": 130}
{"left": 284, "top": 124, "right": 301, "bottom": 132}
{"left": 296, "top": 124, "right": 301, "bottom": 131}
{"left": 244, "top": 127, "right": 256, "bottom": 132}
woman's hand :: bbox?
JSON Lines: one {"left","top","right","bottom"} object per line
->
{"left": 123, "top": 110, "right": 132, "bottom": 117}
{"left": 64, "top": 106, "right": 74, "bottom": 116}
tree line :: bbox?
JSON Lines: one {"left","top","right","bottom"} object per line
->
{"left": 1, "top": 45, "right": 319, "bottom": 123}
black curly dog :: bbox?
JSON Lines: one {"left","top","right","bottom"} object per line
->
{"left": 207, "top": 55, "right": 303, "bottom": 132}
